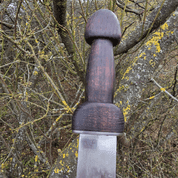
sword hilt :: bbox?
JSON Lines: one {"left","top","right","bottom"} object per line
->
{"left": 72, "top": 9, "right": 124, "bottom": 135}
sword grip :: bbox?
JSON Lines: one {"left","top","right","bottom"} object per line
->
{"left": 72, "top": 9, "right": 124, "bottom": 135}
{"left": 86, "top": 39, "right": 114, "bottom": 103}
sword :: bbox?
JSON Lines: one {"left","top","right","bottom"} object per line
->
{"left": 72, "top": 9, "right": 124, "bottom": 178}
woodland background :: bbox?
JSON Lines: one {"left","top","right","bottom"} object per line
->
{"left": 0, "top": 0, "right": 178, "bottom": 177}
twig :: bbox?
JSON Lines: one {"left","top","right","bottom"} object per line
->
{"left": 129, "top": 0, "right": 145, "bottom": 9}
{"left": 72, "top": 89, "right": 85, "bottom": 109}
{"left": 0, "top": 21, "right": 14, "bottom": 29}
{"left": 14, "top": 0, "right": 23, "bottom": 39}
{"left": 0, "top": 60, "right": 20, "bottom": 68}
{"left": 122, "top": 21, "right": 135, "bottom": 36}
{"left": 172, "top": 66, "right": 178, "bottom": 97}
{"left": 151, "top": 78, "right": 178, "bottom": 102}
{"left": 78, "top": 0, "right": 87, "bottom": 23}
{"left": 156, "top": 115, "right": 167, "bottom": 147}
{"left": 25, "top": 131, "right": 50, "bottom": 168}
{"left": 34, "top": 16, "right": 52, "bottom": 35}
{"left": 70, "top": 82, "right": 83, "bottom": 107}
{"left": 116, "top": 0, "right": 142, "bottom": 16}
{"left": 143, "top": 92, "right": 162, "bottom": 101}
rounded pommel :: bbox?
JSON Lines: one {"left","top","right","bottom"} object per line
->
{"left": 85, "top": 9, "right": 121, "bottom": 46}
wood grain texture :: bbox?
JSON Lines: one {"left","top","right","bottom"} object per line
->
{"left": 86, "top": 39, "right": 114, "bottom": 103}
{"left": 72, "top": 9, "right": 124, "bottom": 134}
{"left": 85, "top": 9, "right": 121, "bottom": 46}
{"left": 72, "top": 102, "right": 124, "bottom": 134}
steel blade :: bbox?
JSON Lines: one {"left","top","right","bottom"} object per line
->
{"left": 76, "top": 134, "right": 116, "bottom": 178}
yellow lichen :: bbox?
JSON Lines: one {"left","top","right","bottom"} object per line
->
{"left": 54, "top": 168, "right": 60, "bottom": 173}
{"left": 59, "top": 167, "right": 64, "bottom": 172}
{"left": 66, "top": 165, "right": 70, "bottom": 173}
{"left": 123, "top": 104, "right": 130, "bottom": 122}
{"left": 33, "top": 71, "right": 38, "bottom": 76}
{"left": 35, "top": 155, "right": 38, "bottom": 162}
{"left": 62, "top": 100, "right": 73, "bottom": 113}
{"left": 140, "top": 126, "right": 145, "bottom": 133}
{"left": 149, "top": 96, "right": 155, "bottom": 99}
{"left": 125, "top": 76, "right": 129, "bottom": 80}
{"left": 63, "top": 154, "right": 65, "bottom": 158}
{"left": 115, "top": 102, "right": 120, "bottom": 107}
{"left": 146, "top": 31, "right": 164, "bottom": 53}
{"left": 75, "top": 151, "right": 78, "bottom": 158}
{"left": 1, "top": 163, "right": 5, "bottom": 169}
{"left": 120, "top": 52, "right": 146, "bottom": 81}
{"left": 123, "top": 66, "right": 132, "bottom": 79}
{"left": 149, "top": 59, "right": 156, "bottom": 67}
{"left": 59, "top": 160, "right": 64, "bottom": 166}
{"left": 161, "top": 88, "right": 165, "bottom": 92}
{"left": 115, "top": 85, "right": 125, "bottom": 95}
{"left": 139, "top": 52, "right": 146, "bottom": 58}
{"left": 161, "top": 22, "right": 168, "bottom": 30}
{"left": 77, "top": 138, "right": 79, "bottom": 148}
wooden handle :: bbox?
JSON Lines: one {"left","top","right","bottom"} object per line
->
{"left": 86, "top": 39, "right": 114, "bottom": 103}
{"left": 72, "top": 9, "right": 124, "bottom": 135}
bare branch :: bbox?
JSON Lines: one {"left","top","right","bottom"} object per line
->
{"left": 151, "top": 78, "right": 178, "bottom": 102}
{"left": 14, "top": 0, "right": 23, "bottom": 39}
{"left": 129, "top": 0, "right": 146, "bottom": 9}
{"left": 115, "top": 0, "right": 178, "bottom": 55}
{"left": 0, "top": 20, "right": 14, "bottom": 29}
{"left": 115, "top": 7, "right": 178, "bottom": 122}
{"left": 116, "top": 0, "right": 142, "bottom": 16}
{"left": 52, "top": 0, "right": 85, "bottom": 83}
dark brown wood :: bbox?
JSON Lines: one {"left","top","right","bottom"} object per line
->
{"left": 86, "top": 39, "right": 114, "bottom": 103}
{"left": 85, "top": 9, "right": 121, "bottom": 46}
{"left": 72, "top": 9, "right": 124, "bottom": 135}
{"left": 72, "top": 102, "right": 124, "bottom": 134}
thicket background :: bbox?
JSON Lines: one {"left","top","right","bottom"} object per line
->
{"left": 0, "top": 0, "right": 178, "bottom": 177}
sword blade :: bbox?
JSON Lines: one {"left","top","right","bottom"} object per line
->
{"left": 76, "top": 134, "right": 116, "bottom": 178}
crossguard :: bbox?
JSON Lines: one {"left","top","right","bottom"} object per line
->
{"left": 72, "top": 9, "right": 124, "bottom": 135}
